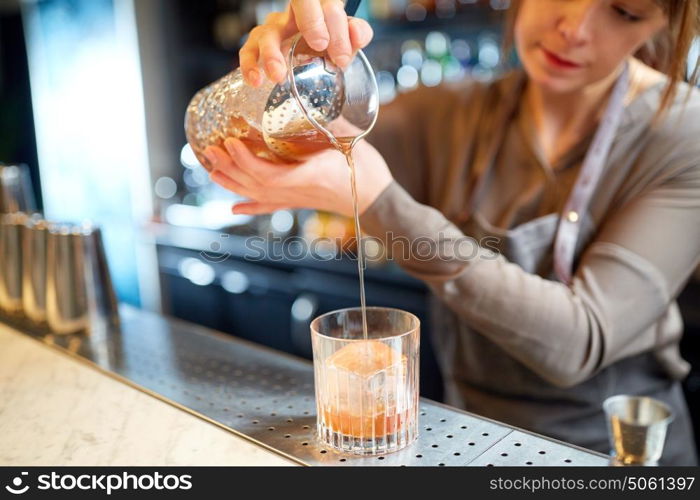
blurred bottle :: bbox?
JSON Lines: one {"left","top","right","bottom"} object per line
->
{"left": 370, "top": 0, "right": 410, "bottom": 20}
{"left": 0, "top": 164, "right": 37, "bottom": 214}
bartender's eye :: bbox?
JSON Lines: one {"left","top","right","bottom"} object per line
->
{"left": 613, "top": 6, "right": 642, "bottom": 22}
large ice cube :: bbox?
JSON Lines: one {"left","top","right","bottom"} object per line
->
{"left": 321, "top": 340, "right": 407, "bottom": 416}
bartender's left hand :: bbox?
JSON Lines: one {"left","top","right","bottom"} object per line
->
{"left": 204, "top": 138, "right": 393, "bottom": 218}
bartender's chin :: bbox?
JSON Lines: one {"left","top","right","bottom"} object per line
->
{"left": 527, "top": 67, "right": 583, "bottom": 94}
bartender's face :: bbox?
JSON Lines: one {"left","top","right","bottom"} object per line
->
{"left": 515, "top": 0, "right": 668, "bottom": 93}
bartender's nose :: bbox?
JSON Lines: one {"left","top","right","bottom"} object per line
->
{"left": 557, "top": 0, "right": 598, "bottom": 46}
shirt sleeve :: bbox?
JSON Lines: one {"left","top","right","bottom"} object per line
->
{"left": 363, "top": 79, "right": 483, "bottom": 206}
{"left": 362, "top": 86, "right": 432, "bottom": 204}
{"left": 359, "top": 131, "right": 700, "bottom": 388}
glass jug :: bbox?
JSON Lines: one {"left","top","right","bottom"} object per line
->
{"left": 184, "top": 34, "right": 378, "bottom": 170}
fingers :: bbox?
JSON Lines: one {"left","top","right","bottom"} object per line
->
{"left": 241, "top": 11, "right": 291, "bottom": 86}
{"left": 224, "top": 137, "right": 269, "bottom": 186}
{"left": 222, "top": 141, "right": 259, "bottom": 187}
{"left": 348, "top": 17, "right": 373, "bottom": 50}
{"left": 321, "top": 0, "right": 351, "bottom": 68}
{"left": 205, "top": 144, "right": 257, "bottom": 192}
{"left": 290, "top": 0, "right": 330, "bottom": 51}
{"left": 202, "top": 145, "right": 231, "bottom": 172}
{"left": 210, "top": 170, "right": 252, "bottom": 198}
{"left": 257, "top": 27, "right": 286, "bottom": 83}
{"left": 241, "top": 2, "right": 373, "bottom": 87}
{"left": 239, "top": 30, "right": 262, "bottom": 87}
{"left": 222, "top": 138, "right": 287, "bottom": 183}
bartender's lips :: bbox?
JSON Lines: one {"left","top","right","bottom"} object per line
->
{"left": 539, "top": 45, "right": 583, "bottom": 69}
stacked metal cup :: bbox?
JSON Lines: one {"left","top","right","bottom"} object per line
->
{"left": 0, "top": 164, "right": 36, "bottom": 321}
{"left": 0, "top": 163, "right": 119, "bottom": 335}
{"left": 21, "top": 215, "right": 50, "bottom": 326}
{"left": 0, "top": 212, "right": 30, "bottom": 317}
{"left": 45, "top": 223, "right": 119, "bottom": 335}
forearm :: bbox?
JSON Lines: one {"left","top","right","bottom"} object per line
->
{"left": 359, "top": 181, "right": 669, "bottom": 388}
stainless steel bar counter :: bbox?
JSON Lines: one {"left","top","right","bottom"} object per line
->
{"left": 0, "top": 305, "right": 610, "bottom": 467}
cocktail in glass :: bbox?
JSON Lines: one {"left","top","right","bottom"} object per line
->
{"left": 311, "top": 307, "right": 419, "bottom": 455}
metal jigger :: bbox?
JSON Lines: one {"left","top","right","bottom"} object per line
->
{"left": 82, "top": 224, "right": 120, "bottom": 333}
{"left": 0, "top": 212, "right": 30, "bottom": 316}
{"left": 46, "top": 222, "right": 119, "bottom": 335}
{"left": 603, "top": 395, "right": 674, "bottom": 466}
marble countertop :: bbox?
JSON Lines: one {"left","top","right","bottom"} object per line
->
{"left": 0, "top": 323, "right": 296, "bottom": 466}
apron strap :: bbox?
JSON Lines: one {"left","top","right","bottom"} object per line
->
{"left": 553, "top": 61, "right": 630, "bottom": 284}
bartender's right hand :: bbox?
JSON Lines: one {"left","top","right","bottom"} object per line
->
{"left": 241, "top": 0, "right": 374, "bottom": 87}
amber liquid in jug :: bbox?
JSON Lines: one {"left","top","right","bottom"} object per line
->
{"left": 192, "top": 117, "right": 339, "bottom": 166}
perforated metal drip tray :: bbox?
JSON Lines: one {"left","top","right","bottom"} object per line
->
{"left": 13, "top": 306, "right": 609, "bottom": 467}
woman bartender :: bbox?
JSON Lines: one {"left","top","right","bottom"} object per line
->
{"left": 204, "top": 0, "right": 700, "bottom": 464}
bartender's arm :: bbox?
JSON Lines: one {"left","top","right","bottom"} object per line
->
{"left": 358, "top": 102, "right": 700, "bottom": 387}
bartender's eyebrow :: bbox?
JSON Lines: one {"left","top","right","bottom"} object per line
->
{"left": 650, "top": 0, "right": 670, "bottom": 13}
{"left": 629, "top": 0, "right": 662, "bottom": 9}
{"left": 616, "top": 0, "right": 663, "bottom": 14}
{"left": 620, "top": 0, "right": 667, "bottom": 16}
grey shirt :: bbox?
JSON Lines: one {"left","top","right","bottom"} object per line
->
{"left": 360, "top": 66, "right": 700, "bottom": 464}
